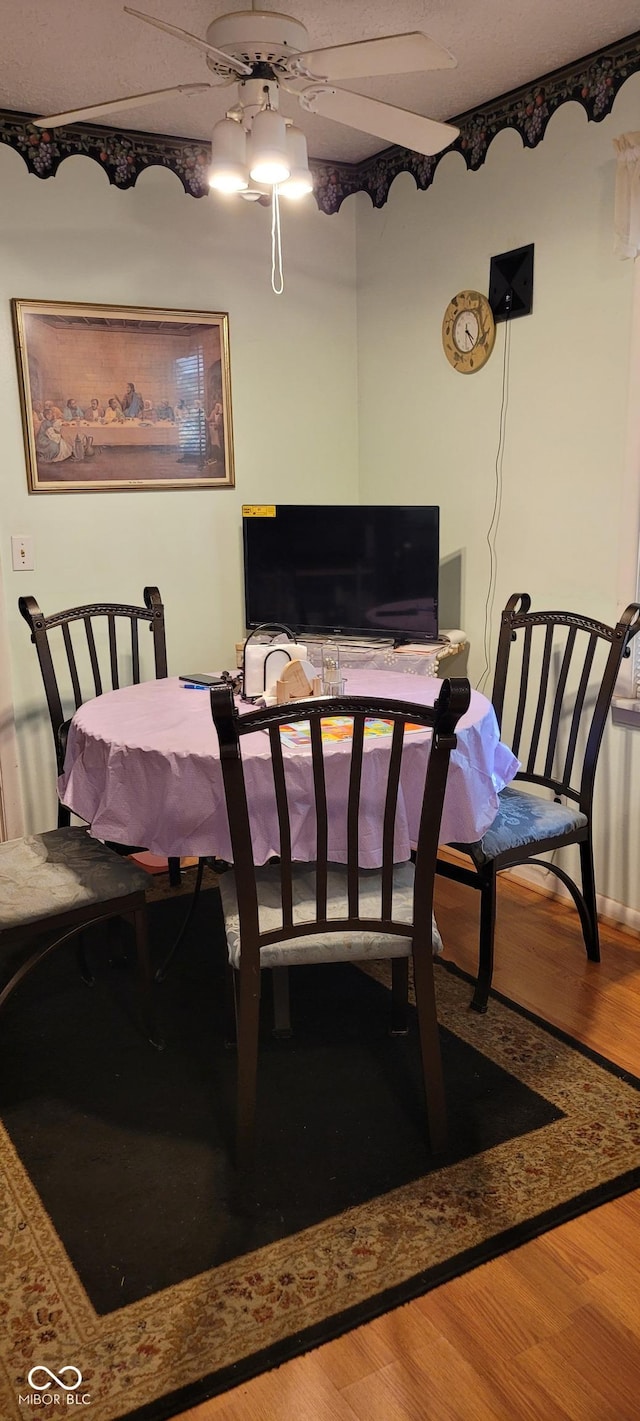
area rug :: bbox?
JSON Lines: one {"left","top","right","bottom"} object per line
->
{"left": 1, "top": 884, "right": 639, "bottom": 1421}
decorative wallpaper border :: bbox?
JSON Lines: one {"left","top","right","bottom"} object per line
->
{"left": 314, "top": 28, "right": 640, "bottom": 213}
{"left": 2, "top": 28, "right": 640, "bottom": 216}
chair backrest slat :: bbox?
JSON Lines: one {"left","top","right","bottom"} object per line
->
{"left": 309, "top": 717, "right": 328, "bottom": 920}
{"left": 130, "top": 619, "right": 140, "bottom": 684}
{"left": 83, "top": 616, "right": 103, "bottom": 698}
{"left": 544, "top": 625, "right": 576, "bottom": 780}
{"left": 526, "top": 623, "right": 554, "bottom": 774}
{"left": 106, "top": 616, "right": 120, "bottom": 687}
{"left": 381, "top": 720, "right": 405, "bottom": 920}
{"left": 108, "top": 614, "right": 119, "bottom": 690}
{"left": 347, "top": 715, "right": 365, "bottom": 918}
{"left": 492, "top": 595, "right": 640, "bottom": 808}
{"left": 269, "top": 724, "right": 293, "bottom": 928}
{"left": 561, "top": 632, "right": 597, "bottom": 791}
{"left": 62, "top": 623, "right": 84, "bottom": 710}
{"left": 511, "top": 622, "right": 532, "bottom": 758}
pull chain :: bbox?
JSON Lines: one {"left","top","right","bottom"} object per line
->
{"left": 271, "top": 184, "right": 284, "bottom": 295}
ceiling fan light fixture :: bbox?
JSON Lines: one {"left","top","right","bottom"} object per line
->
{"left": 249, "top": 107, "right": 290, "bottom": 186}
{"left": 239, "top": 181, "right": 271, "bottom": 202}
{"left": 209, "top": 117, "right": 249, "bottom": 193}
{"left": 279, "top": 126, "right": 314, "bottom": 199}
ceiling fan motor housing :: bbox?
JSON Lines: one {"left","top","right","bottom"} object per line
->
{"left": 236, "top": 76, "right": 283, "bottom": 117}
{"left": 205, "top": 10, "right": 310, "bottom": 76}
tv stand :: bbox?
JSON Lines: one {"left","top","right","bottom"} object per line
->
{"left": 235, "top": 631, "right": 469, "bottom": 679}
{"left": 294, "top": 632, "right": 469, "bottom": 680}
{"left": 392, "top": 635, "right": 450, "bottom": 649}
{"left": 319, "top": 634, "right": 394, "bottom": 649}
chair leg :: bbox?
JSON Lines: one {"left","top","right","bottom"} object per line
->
{"left": 235, "top": 966, "right": 261, "bottom": 1172}
{"left": 579, "top": 838, "right": 600, "bottom": 962}
{"left": 76, "top": 932, "right": 94, "bottom": 986}
{"left": 224, "top": 962, "right": 238, "bottom": 1049}
{"left": 411, "top": 945, "right": 447, "bottom": 1154}
{"left": 272, "top": 966, "right": 292, "bottom": 1038}
{"left": 155, "top": 858, "right": 205, "bottom": 982}
{"left": 389, "top": 957, "right": 409, "bottom": 1035}
{"left": 107, "top": 915, "right": 129, "bottom": 968}
{"left": 470, "top": 866, "right": 497, "bottom": 1013}
{"left": 168, "top": 856, "right": 182, "bottom": 887}
{"left": 133, "top": 906, "right": 164, "bottom": 1049}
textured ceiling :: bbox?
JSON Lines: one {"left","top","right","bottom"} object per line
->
{"left": 3, "top": 0, "right": 640, "bottom": 163}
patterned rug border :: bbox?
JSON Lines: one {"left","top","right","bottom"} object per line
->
{"left": 442, "top": 958, "right": 640, "bottom": 1089}
{"left": 119, "top": 1173, "right": 640, "bottom": 1421}
{"left": 118, "top": 961, "right": 640, "bottom": 1421}
{"left": 2, "top": 958, "right": 640, "bottom": 1421}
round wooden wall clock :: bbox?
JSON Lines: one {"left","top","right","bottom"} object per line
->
{"left": 442, "top": 290, "right": 496, "bottom": 373}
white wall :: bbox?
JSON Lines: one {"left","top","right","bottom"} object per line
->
{"left": 3, "top": 74, "right": 640, "bottom": 922}
{"left": 0, "top": 146, "right": 358, "bottom": 830}
{"left": 355, "top": 77, "right": 640, "bottom": 921}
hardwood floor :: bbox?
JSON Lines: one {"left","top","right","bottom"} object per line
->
{"left": 177, "top": 874, "right": 640, "bottom": 1421}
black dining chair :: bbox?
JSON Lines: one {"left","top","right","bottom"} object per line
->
{"left": 19, "top": 587, "right": 167, "bottom": 827}
{"left": 17, "top": 587, "right": 185, "bottom": 885}
{"left": 210, "top": 678, "right": 470, "bottom": 1171}
{"left": 437, "top": 594, "right": 640, "bottom": 1013}
{"left": 0, "top": 826, "right": 161, "bottom": 1047}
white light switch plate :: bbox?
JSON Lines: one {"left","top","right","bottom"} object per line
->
{"left": 11, "top": 535, "right": 34, "bottom": 571}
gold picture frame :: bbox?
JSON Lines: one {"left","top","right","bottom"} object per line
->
{"left": 11, "top": 299, "right": 235, "bottom": 492}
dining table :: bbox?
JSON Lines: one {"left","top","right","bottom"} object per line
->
{"left": 62, "top": 421, "right": 181, "bottom": 448}
{"left": 58, "top": 669, "right": 519, "bottom": 863}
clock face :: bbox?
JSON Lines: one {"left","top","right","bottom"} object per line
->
{"left": 442, "top": 290, "right": 496, "bottom": 373}
{"left": 452, "top": 309, "right": 480, "bottom": 353}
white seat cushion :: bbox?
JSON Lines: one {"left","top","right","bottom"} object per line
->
{"left": 0, "top": 828, "right": 148, "bottom": 931}
{"left": 218, "top": 860, "right": 443, "bottom": 968}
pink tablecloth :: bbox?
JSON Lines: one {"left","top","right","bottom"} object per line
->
{"left": 58, "top": 670, "right": 519, "bottom": 865}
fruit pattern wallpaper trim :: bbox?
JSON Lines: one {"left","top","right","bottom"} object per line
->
{"left": 1, "top": 29, "right": 639, "bottom": 216}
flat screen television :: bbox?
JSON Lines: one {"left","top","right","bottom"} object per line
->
{"left": 243, "top": 505, "right": 439, "bottom": 643}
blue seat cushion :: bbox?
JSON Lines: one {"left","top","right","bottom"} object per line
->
{"left": 458, "top": 785, "right": 588, "bottom": 868}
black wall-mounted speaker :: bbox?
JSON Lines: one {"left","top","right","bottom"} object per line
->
{"left": 489, "top": 244, "right": 534, "bottom": 322}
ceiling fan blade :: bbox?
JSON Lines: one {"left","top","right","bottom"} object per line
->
{"left": 123, "top": 6, "right": 252, "bottom": 76}
{"left": 33, "top": 84, "right": 213, "bottom": 128}
{"left": 292, "top": 32, "right": 455, "bottom": 81}
{"left": 300, "top": 87, "right": 459, "bottom": 157}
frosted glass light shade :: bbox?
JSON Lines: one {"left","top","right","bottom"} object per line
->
{"left": 279, "top": 126, "right": 314, "bottom": 199}
{"left": 239, "top": 183, "right": 271, "bottom": 202}
{"left": 209, "top": 118, "right": 248, "bottom": 192}
{"left": 249, "top": 108, "right": 290, "bottom": 185}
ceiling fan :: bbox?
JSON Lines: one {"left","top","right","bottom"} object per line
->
{"left": 33, "top": 4, "right": 460, "bottom": 160}
{"left": 34, "top": 5, "right": 459, "bottom": 294}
